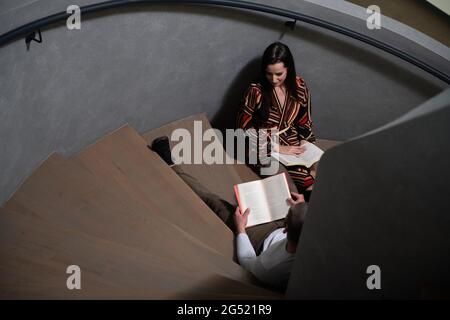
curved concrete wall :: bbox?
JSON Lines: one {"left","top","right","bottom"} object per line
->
{"left": 287, "top": 89, "right": 450, "bottom": 299}
{"left": 0, "top": 0, "right": 448, "bottom": 205}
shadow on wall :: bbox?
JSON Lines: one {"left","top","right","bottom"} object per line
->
{"left": 211, "top": 22, "right": 298, "bottom": 132}
{"left": 211, "top": 57, "right": 261, "bottom": 131}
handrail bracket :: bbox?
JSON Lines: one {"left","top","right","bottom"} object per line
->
{"left": 25, "top": 29, "right": 42, "bottom": 50}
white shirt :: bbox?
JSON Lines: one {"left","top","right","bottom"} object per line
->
{"left": 236, "top": 228, "right": 295, "bottom": 290}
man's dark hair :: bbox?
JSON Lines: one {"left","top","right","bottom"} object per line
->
{"left": 285, "top": 203, "right": 308, "bottom": 244}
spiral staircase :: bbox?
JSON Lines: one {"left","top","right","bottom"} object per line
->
{"left": 1, "top": 1, "right": 449, "bottom": 299}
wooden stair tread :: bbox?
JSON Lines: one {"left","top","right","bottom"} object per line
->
{"left": 73, "top": 124, "right": 234, "bottom": 258}
{"left": 0, "top": 208, "right": 277, "bottom": 299}
{"left": 1, "top": 154, "right": 264, "bottom": 297}
{"left": 141, "top": 113, "right": 247, "bottom": 205}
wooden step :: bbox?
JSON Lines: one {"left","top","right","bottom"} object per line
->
{"left": 141, "top": 113, "right": 246, "bottom": 205}
{"left": 0, "top": 207, "right": 277, "bottom": 299}
{"left": 73, "top": 124, "right": 235, "bottom": 259}
{"left": 0, "top": 155, "right": 247, "bottom": 292}
{"left": 3, "top": 153, "right": 239, "bottom": 278}
{"left": 2, "top": 154, "right": 275, "bottom": 298}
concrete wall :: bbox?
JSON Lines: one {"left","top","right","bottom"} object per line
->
{"left": 287, "top": 89, "right": 450, "bottom": 299}
{"left": 0, "top": 0, "right": 448, "bottom": 205}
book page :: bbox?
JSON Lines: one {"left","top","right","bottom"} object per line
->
{"left": 272, "top": 142, "right": 324, "bottom": 167}
{"left": 263, "top": 173, "right": 291, "bottom": 223}
{"left": 235, "top": 180, "right": 269, "bottom": 227}
{"left": 235, "top": 173, "right": 291, "bottom": 227}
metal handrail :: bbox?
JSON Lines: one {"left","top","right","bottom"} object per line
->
{"left": 0, "top": 0, "right": 448, "bottom": 83}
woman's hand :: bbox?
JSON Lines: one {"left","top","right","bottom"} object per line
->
{"left": 278, "top": 145, "right": 305, "bottom": 155}
{"left": 234, "top": 207, "right": 250, "bottom": 234}
{"left": 300, "top": 140, "right": 309, "bottom": 145}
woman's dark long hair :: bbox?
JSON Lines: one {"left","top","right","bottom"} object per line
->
{"left": 255, "top": 42, "right": 300, "bottom": 124}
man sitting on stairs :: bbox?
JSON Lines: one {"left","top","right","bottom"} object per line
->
{"left": 150, "top": 136, "right": 308, "bottom": 291}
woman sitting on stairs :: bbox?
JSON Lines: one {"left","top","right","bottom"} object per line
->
{"left": 236, "top": 42, "right": 318, "bottom": 202}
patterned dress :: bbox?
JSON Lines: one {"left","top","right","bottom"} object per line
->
{"left": 236, "top": 75, "right": 316, "bottom": 192}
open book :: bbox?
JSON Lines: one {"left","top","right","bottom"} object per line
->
{"left": 234, "top": 173, "right": 291, "bottom": 227}
{"left": 271, "top": 142, "right": 324, "bottom": 167}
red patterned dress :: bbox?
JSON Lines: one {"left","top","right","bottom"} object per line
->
{"left": 236, "top": 75, "right": 316, "bottom": 192}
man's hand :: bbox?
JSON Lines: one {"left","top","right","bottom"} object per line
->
{"left": 287, "top": 192, "right": 305, "bottom": 206}
{"left": 234, "top": 207, "right": 250, "bottom": 234}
